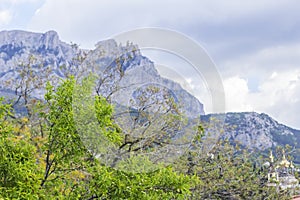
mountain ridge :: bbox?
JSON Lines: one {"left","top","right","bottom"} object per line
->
{"left": 201, "top": 112, "right": 300, "bottom": 163}
{"left": 0, "top": 30, "right": 299, "bottom": 162}
{"left": 0, "top": 30, "right": 204, "bottom": 118}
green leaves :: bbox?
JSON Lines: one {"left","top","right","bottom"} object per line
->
{"left": 88, "top": 165, "right": 193, "bottom": 200}
{"left": 0, "top": 101, "right": 43, "bottom": 199}
{"left": 177, "top": 140, "right": 292, "bottom": 199}
{"left": 0, "top": 76, "right": 292, "bottom": 199}
{"left": 31, "top": 76, "right": 193, "bottom": 199}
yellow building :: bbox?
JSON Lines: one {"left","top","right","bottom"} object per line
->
{"left": 267, "top": 150, "right": 299, "bottom": 190}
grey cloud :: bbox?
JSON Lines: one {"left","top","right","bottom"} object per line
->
{"left": 26, "top": 0, "right": 300, "bottom": 128}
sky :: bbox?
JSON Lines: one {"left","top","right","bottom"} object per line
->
{"left": 1, "top": 0, "right": 300, "bottom": 129}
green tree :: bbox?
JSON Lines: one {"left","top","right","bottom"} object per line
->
{"left": 0, "top": 98, "right": 45, "bottom": 199}
{"left": 175, "top": 139, "right": 291, "bottom": 199}
{"left": 1, "top": 45, "right": 294, "bottom": 199}
{"left": 37, "top": 76, "right": 194, "bottom": 199}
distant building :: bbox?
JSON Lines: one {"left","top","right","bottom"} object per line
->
{"left": 267, "top": 150, "right": 299, "bottom": 191}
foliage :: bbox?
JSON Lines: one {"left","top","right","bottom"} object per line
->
{"left": 85, "top": 165, "right": 195, "bottom": 200}
{"left": 175, "top": 140, "right": 291, "bottom": 199}
{"left": 0, "top": 98, "right": 45, "bottom": 199}
{"left": 0, "top": 77, "right": 195, "bottom": 199}
{"left": 0, "top": 57, "right": 294, "bottom": 199}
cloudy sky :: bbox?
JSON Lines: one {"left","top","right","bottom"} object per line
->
{"left": 1, "top": 0, "right": 300, "bottom": 129}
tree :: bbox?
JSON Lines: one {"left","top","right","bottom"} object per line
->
{"left": 0, "top": 76, "right": 196, "bottom": 199}
{"left": 0, "top": 98, "right": 45, "bottom": 199}
{"left": 0, "top": 44, "right": 293, "bottom": 199}
{"left": 175, "top": 139, "right": 291, "bottom": 199}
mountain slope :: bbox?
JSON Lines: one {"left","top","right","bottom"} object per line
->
{"left": 0, "top": 30, "right": 204, "bottom": 118}
{"left": 201, "top": 112, "right": 300, "bottom": 162}
{"left": 0, "top": 30, "right": 80, "bottom": 76}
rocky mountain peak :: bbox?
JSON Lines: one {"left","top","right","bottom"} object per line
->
{"left": 95, "top": 39, "right": 118, "bottom": 56}
{"left": 0, "top": 30, "right": 59, "bottom": 49}
{"left": 0, "top": 30, "right": 204, "bottom": 118}
{"left": 201, "top": 112, "right": 300, "bottom": 154}
{"left": 39, "top": 30, "right": 60, "bottom": 50}
{"left": 86, "top": 38, "right": 204, "bottom": 117}
{"left": 94, "top": 39, "right": 142, "bottom": 59}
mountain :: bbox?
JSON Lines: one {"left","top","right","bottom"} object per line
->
{"left": 1, "top": 30, "right": 300, "bottom": 162}
{"left": 0, "top": 30, "right": 82, "bottom": 100}
{"left": 0, "top": 30, "right": 204, "bottom": 118}
{"left": 0, "top": 30, "right": 80, "bottom": 77}
{"left": 201, "top": 112, "right": 300, "bottom": 163}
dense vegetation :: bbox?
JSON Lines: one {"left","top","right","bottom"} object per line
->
{"left": 0, "top": 59, "right": 292, "bottom": 199}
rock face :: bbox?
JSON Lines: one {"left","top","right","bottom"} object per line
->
{"left": 0, "top": 30, "right": 80, "bottom": 82}
{"left": 0, "top": 30, "right": 78, "bottom": 67}
{"left": 0, "top": 30, "right": 204, "bottom": 118}
{"left": 0, "top": 30, "right": 82, "bottom": 100}
{"left": 201, "top": 112, "right": 300, "bottom": 161}
{"left": 84, "top": 39, "right": 204, "bottom": 118}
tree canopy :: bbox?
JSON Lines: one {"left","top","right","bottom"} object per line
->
{"left": 0, "top": 58, "right": 293, "bottom": 199}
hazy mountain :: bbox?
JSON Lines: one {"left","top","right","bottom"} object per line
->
{"left": 0, "top": 30, "right": 80, "bottom": 76}
{"left": 201, "top": 112, "right": 300, "bottom": 163}
{"left": 0, "top": 30, "right": 204, "bottom": 118}
{"left": 1, "top": 30, "right": 299, "bottom": 162}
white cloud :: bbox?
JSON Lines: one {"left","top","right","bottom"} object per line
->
{"left": 0, "top": 10, "right": 12, "bottom": 26}
{"left": 0, "top": 0, "right": 38, "bottom": 4}
{"left": 222, "top": 43, "right": 300, "bottom": 79}
{"left": 28, "top": 0, "right": 297, "bottom": 48}
{"left": 222, "top": 70, "right": 300, "bottom": 129}
{"left": 25, "top": 0, "right": 300, "bottom": 128}
{"left": 223, "top": 76, "right": 253, "bottom": 112}
{"left": 254, "top": 70, "right": 300, "bottom": 112}
{"left": 0, "top": 0, "right": 42, "bottom": 29}
{"left": 261, "top": 73, "right": 300, "bottom": 129}
{"left": 220, "top": 43, "right": 300, "bottom": 128}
